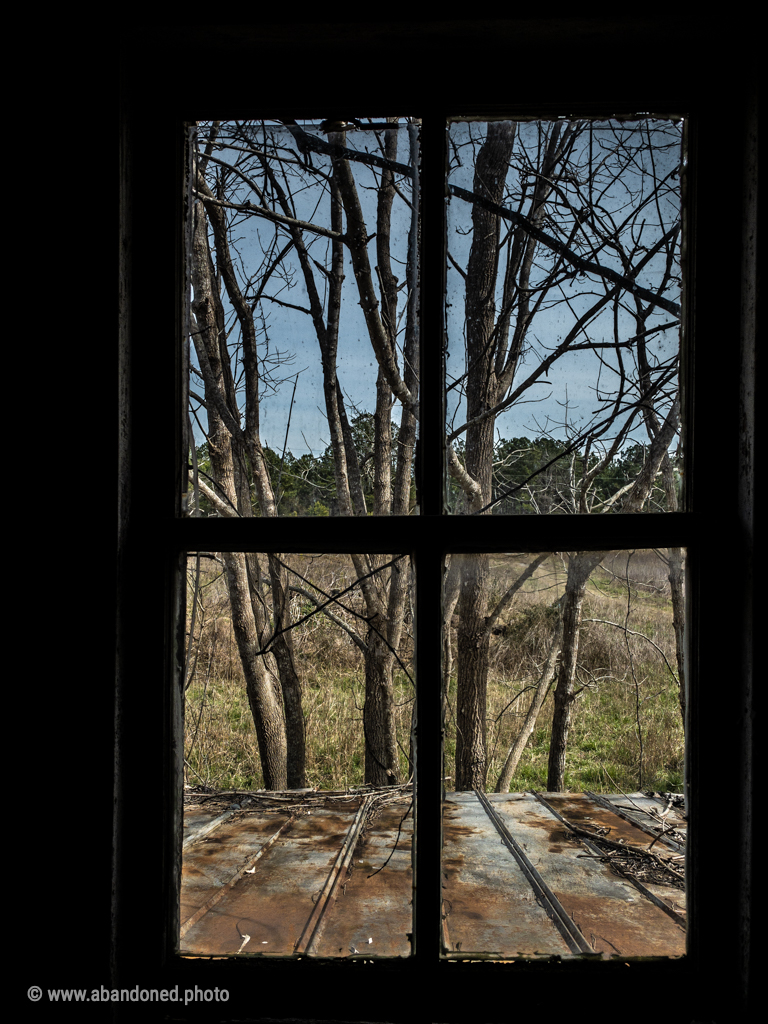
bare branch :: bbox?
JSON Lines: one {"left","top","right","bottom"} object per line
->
{"left": 583, "top": 618, "right": 679, "bottom": 683}
{"left": 486, "top": 553, "right": 549, "bottom": 632}
{"left": 448, "top": 183, "right": 681, "bottom": 316}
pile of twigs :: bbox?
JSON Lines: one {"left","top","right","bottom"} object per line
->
{"left": 569, "top": 820, "right": 685, "bottom": 890}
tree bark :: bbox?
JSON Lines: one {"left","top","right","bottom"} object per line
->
{"left": 546, "top": 552, "right": 602, "bottom": 791}
{"left": 363, "top": 629, "right": 399, "bottom": 787}
{"left": 267, "top": 553, "right": 306, "bottom": 788}
{"left": 455, "top": 553, "right": 491, "bottom": 790}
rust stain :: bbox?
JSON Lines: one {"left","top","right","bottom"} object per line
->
{"left": 554, "top": 891, "right": 684, "bottom": 957}
{"left": 181, "top": 790, "right": 413, "bottom": 958}
{"left": 314, "top": 798, "right": 413, "bottom": 957}
{"left": 542, "top": 794, "right": 674, "bottom": 850}
{"left": 181, "top": 788, "right": 685, "bottom": 960}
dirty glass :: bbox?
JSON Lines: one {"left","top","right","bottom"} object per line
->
{"left": 181, "top": 551, "right": 414, "bottom": 957}
{"left": 441, "top": 549, "right": 686, "bottom": 958}
{"left": 185, "top": 119, "right": 420, "bottom": 519}
{"left": 444, "top": 119, "right": 684, "bottom": 516}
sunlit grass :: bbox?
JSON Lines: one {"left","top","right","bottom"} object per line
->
{"left": 184, "top": 551, "right": 684, "bottom": 794}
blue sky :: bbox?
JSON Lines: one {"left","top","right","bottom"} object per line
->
{"left": 189, "top": 117, "right": 682, "bottom": 463}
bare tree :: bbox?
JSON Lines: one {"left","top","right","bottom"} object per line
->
{"left": 188, "top": 172, "right": 294, "bottom": 788}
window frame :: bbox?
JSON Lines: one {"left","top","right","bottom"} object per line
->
{"left": 116, "top": 20, "right": 757, "bottom": 1024}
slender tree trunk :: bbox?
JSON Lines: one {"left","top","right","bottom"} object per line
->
{"left": 442, "top": 557, "right": 462, "bottom": 704}
{"left": 267, "top": 554, "right": 306, "bottom": 788}
{"left": 223, "top": 551, "right": 288, "bottom": 791}
{"left": 453, "top": 123, "right": 516, "bottom": 792}
{"left": 667, "top": 545, "right": 686, "bottom": 729}
{"left": 496, "top": 616, "right": 562, "bottom": 792}
{"left": 189, "top": 192, "right": 291, "bottom": 789}
{"left": 660, "top": 456, "right": 686, "bottom": 730}
{"left": 546, "top": 552, "right": 604, "bottom": 791}
{"left": 327, "top": 129, "right": 414, "bottom": 787}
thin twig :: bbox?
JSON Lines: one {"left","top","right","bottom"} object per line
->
{"left": 582, "top": 618, "right": 678, "bottom": 683}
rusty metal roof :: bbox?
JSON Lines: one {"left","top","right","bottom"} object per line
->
{"left": 180, "top": 786, "right": 685, "bottom": 960}
{"left": 442, "top": 790, "right": 685, "bottom": 959}
{"left": 181, "top": 786, "right": 413, "bottom": 958}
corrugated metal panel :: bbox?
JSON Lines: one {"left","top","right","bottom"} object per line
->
{"left": 442, "top": 791, "right": 685, "bottom": 958}
{"left": 442, "top": 792, "right": 572, "bottom": 956}
{"left": 181, "top": 788, "right": 413, "bottom": 958}
{"left": 180, "top": 787, "right": 685, "bottom": 960}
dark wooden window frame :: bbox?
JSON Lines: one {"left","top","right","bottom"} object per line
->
{"left": 116, "top": 20, "right": 757, "bottom": 1024}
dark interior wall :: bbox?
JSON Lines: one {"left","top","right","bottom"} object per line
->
{"left": 31, "top": 17, "right": 756, "bottom": 1024}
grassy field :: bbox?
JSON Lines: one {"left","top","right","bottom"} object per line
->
{"left": 183, "top": 550, "right": 684, "bottom": 794}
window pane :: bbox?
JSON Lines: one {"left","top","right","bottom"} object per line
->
{"left": 181, "top": 551, "right": 414, "bottom": 957}
{"left": 185, "top": 119, "right": 420, "bottom": 518}
{"left": 442, "top": 550, "right": 686, "bottom": 958}
{"left": 445, "top": 119, "right": 683, "bottom": 515}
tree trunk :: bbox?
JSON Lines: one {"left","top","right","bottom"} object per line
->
{"left": 363, "top": 630, "right": 399, "bottom": 786}
{"left": 325, "top": 129, "right": 415, "bottom": 786}
{"left": 668, "top": 545, "right": 686, "bottom": 729}
{"left": 223, "top": 552, "right": 288, "bottom": 791}
{"left": 546, "top": 552, "right": 604, "bottom": 791}
{"left": 453, "top": 123, "right": 516, "bottom": 792}
{"left": 660, "top": 456, "right": 686, "bottom": 730}
{"left": 496, "top": 616, "right": 562, "bottom": 792}
{"left": 455, "top": 553, "right": 491, "bottom": 790}
{"left": 189, "top": 190, "right": 291, "bottom": 790}
{"left": 442, "top": 557, "right": 462, "bottom": 704}
{"left": 267, "top": 553, "right": 306, "bottom": 788}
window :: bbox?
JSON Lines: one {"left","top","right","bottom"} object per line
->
{"left": 115, "top": 20, "right": 757, "bottom": 1024}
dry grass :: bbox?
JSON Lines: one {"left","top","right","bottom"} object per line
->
{"left": 184, "top": 553, "right": 414, "bottom": 790}
{"left": 184, "top": 550, "right": 685, "bottom": 794}
{"left": 472, "top": 552, "right": 685, "bottom": 793}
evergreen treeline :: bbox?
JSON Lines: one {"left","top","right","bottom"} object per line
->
{"left": 190, "top": 417, "right": 681, "bottom": 517}
{"left": 472, "top": 436, "right": 683, "bottom": 515}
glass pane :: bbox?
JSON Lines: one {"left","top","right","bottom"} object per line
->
{"left": 445, "top": 119, "right": 683, "bottom": 515}
{"left": 442, "top": 549, "right": 686, "bottom": 958}
{"left": 181, "top": 551, "right": 414, "bottom": 957}
{"left": 185, "top": 119, "right": 420, "bottom": 518}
